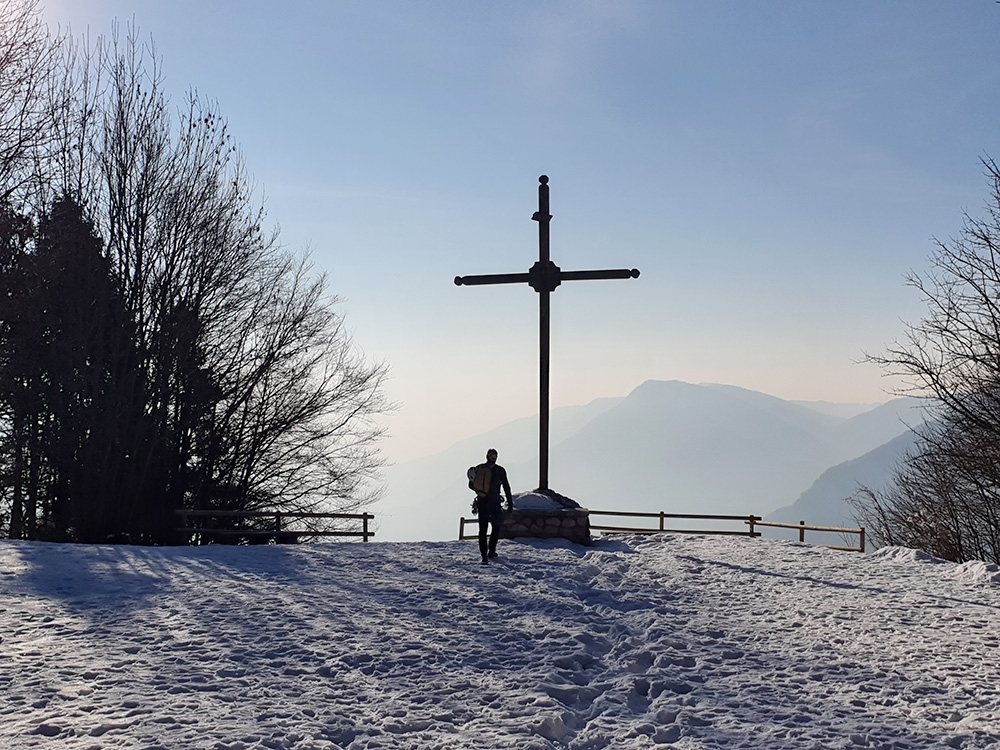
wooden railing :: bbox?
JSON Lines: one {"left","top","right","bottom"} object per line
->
{"left": 748, "top": 519, "right": 865, "bottom": 553}
{"left": 175, "top": 509, "right": 375, "bottom": 544}
{"left": 589, "top": 510, "right": 762, "bottom": 538}
{"left": 459, "top": 510, "right": 866, "bottom": 552}
{"left": 459, "top": 511, "right": 762, "bottom": 540}
{"left": 459, "top": 517, "right": 477, "bottom": 541}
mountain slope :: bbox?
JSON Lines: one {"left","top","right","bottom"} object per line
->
{"left": 546, "top": 381, "right": 843, "bottom": 516}
{"left": 541, "top": 382, "right": 916, "bottom": 517}
{"left": 830, "top": 397, "right": 923, "bottom": 456}
{"left": 765, "top": 429, "right": 920, "bottom": 536}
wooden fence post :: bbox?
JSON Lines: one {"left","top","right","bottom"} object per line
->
{"left": 859, "top": 527, "right": 865, "bottom": 553}
{"left": 659, "top": 512, "right": 665, "bottom": 532}
{"left": 799, "top": 520, "right": 806, "bottom": 542}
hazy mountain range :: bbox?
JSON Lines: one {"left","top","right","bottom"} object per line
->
{"left": 375, "top": 380, "right": 923, "bottom": 543}
{"left": 764, "top": 429, "right": 920, "bottom": 539}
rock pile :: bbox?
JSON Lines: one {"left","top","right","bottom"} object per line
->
{"left": 501, "top": 489, "right": 591, "bottom": 546}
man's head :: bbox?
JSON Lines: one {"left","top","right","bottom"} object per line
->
{"left": 486, "top": 448, "right": 498, "bottom": 463}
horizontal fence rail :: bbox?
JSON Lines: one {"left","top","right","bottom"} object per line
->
{"left": 459, "top": 511, "right": 865, "bottom": 552}
{"left": 458, "top": 511, "right": 763, "bottom": 541}
{"left": 175, "top": 509, "right": 375, "bottom": 543}
{"left": 748, "top": 519, "right": 865, "bottom": 553}
{"left": 589, "top": 510, "right": 762, "bottom": 538}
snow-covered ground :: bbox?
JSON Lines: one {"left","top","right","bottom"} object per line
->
{"left": 2, "top": 534, "right": 999, "bottom": 749}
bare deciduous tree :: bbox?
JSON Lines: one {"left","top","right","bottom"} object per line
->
{"left": 0, "top": 18, "right": 389, "bottom": 543}
{"left": 0, "top": 0, "right": 67, "bottom": 204}
{"left": 855, "top": 159, "right": 1000, "bottom": 563}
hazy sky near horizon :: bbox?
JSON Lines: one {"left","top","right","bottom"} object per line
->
{"left": 40, "top": 1, "right": 1000, "bottom": 463}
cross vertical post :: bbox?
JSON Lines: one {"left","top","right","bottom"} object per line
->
{"left": 454, "top": 176, "right": 639, "bottom": 494}
{"left": 537, "top": 176, "right": 552, "bottom": 490}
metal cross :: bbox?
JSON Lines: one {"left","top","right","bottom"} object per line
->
{"left": 454, "top": 175, "right": 640, "bottom": 492}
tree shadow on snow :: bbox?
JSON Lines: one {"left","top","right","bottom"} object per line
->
{"left": 3, "top": 541, "right": 174, "bottom": 617}
{"left": 2, "top": 540, "right": 307, "bottom": 619}
{"left": 675, "top": 554, "right": 891, "bottom": 595}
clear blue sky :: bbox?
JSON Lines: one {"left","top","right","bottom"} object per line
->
{"left": 41, "top": 1, "right": 1000, "bottom": 462}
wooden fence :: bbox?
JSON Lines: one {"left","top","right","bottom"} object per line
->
{"left": 459, "top": 517, "right": 477, "bottom": 541}
{"left": 459, "top": 511, "right": 762, "bottom": 541}
{"left": 459, "top": 510, "right": 866, "bottom": 552}
{"left": 747, "top": 519, "right": 865, "bottom": 553}
{"left": 589, "top": 510, "right": 763, "bottom": 538}
{"left": 175, "top": 509, "right": 375, "bottom": 544}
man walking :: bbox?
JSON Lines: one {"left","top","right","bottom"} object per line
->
{"left": 469, "top": 448, "right": 513, "bottom": 564}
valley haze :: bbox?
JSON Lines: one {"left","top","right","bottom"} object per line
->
{"left": 376, "top": 380, "right": 920, "bottom": 544}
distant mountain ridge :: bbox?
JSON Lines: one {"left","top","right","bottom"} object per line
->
{"left": 376, "top": 380, "right": 919, "bottom": 542}
{"left": 765, "top": 429, "right": 921, "bottom": 537}
{"left": 790, "top": 400, "right": 883, "bottom": 419}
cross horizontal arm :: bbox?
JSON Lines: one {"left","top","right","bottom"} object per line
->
{"left": 560, "top": 268, "right": 640, "bottom": 282}
{"left": 454, "top": 273, "right": 531, "bottom": 286}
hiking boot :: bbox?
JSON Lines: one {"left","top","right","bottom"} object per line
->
{"left": 481, "top": 558, "right": 489, "bottom": 565}
{"left": 488, "top": 551, "right": 498, "bottom": 559}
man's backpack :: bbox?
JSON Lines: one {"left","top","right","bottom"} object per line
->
{"left": 469, "top": 463, "right": 492, "bottom": 496}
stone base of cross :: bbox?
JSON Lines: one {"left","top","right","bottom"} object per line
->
{"left": 454, "top": 175, "right": 639, "bottom": 492}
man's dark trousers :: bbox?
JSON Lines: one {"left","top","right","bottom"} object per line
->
{"left": 478, "top": 501, "right": 501, "bottom": 560}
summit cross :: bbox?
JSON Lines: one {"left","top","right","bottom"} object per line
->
{"left": 454, "top": 175, "right": 640, "bottom": 492}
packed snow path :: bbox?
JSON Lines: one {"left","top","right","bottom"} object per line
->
{"left": 2, "top": 535, "right": 999, "bottom": 749}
